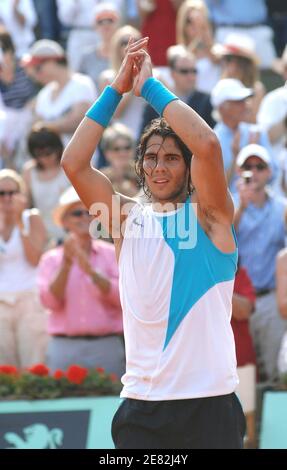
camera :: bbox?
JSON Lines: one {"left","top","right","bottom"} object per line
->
{"left": 242, "top": 170, "right": 253, "bottom": 184}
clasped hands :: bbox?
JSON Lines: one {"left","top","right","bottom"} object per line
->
{"left": 63, "top": 234, "right": 94, "bottom": 278}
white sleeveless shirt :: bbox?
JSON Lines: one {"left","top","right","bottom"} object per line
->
{"left": 0, "top": 209, "right": 38, "bottom": 295}
{"left": 30, "top": 167, "right": 69, "bottom": 240}
{"left": 119, "top": 200, "right": 239, "bottom": 400}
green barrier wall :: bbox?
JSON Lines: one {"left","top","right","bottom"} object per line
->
{"left": 0, "top": 396, "right": 121, "bottom": 449}
{"left": 260, "top": 391, "right": 287, "bottom": 449}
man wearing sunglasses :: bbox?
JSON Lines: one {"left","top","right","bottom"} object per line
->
{"left": 234, "top": 143, "right": 287, "bottom": 383}
{"left": 211, "top": 78, "right": 277, "bottom": 195}
{"left": 38, "top": 185, "right": 125, "bottom": 377}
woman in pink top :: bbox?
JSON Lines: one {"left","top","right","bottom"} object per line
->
{"left": 38, "top": 186, "right": 125, "bottom": 378}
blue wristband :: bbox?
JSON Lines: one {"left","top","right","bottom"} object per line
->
{"left": 141, "top": 77, "right": 178, "bottom": 116}
{"left": 85, "top": 86, "right": 122, "bottom": 128}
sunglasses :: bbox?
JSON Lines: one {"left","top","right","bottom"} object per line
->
{"left": 33, "top": 61, "right": 47, "bottom": 73}
{"left": 68, "top": 209, "right": 91, "bottom": 218}
{"left": 110, "top": 145, "right": 132, "bottom": 152}
{"left": 174, "top": 67, "right": 197, "bottom": 75}
{"left": 32, "top": 148, "right": 56, "bottom": 158}
{"left": 223, "top": 55, "right": 251, "bottom": 64}
{"left": 0, "top": 190, "right": 19, "bottom": 197}
{"left": 119, "top": 38, "right": 130, "bottom": 47}
{"left": 242, "top": 163, "right": 268, "bottom": 171}
{"left": 97, "top": 18, "right": 115, "bottom": 26}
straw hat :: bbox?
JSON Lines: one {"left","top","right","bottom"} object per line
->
{"left": 53, "top": 186, "right": 81, "bottom": 226}
{"left": 212, "top": 33, "right": 260, "bottom": 65}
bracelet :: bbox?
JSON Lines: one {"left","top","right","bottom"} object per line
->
{"left": 141, "top": 77, "right": 178, "bottom": 116}
{"left": 85, "top": 86, "right": 122, "bottom": 128}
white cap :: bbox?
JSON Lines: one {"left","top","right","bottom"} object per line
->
{"left": 236, "top": 144, "right": 271, "bottom": 168}
{"left": 21, "top": 39, "right": 65, "bottom": 67}
{"left": 92, "top": 2, "right": 120, "bottom": 21}
{"left": 53, "top": 186, "right": 81, "bottom": 226}
{"left": 211, "top": 78, "right": 253, "bottom": 108}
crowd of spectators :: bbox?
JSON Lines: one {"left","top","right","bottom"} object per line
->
{"left": 0, "top": 0, "right": 286, "bottom": 448}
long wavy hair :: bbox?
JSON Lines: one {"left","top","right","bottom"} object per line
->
{"left": 176, "top": 0, "right": 209, "bottom": 47}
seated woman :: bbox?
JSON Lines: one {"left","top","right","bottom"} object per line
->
{"left": 38, "top": 186, "right": 125, "bottom": 378}
{"left": 0, "top": 169, "right": 48, "bottom": 368}
{"left": 22, "top": 125, "right": 70, "bottom": 244}
{"left": 100, "top": 123, "right": 139, "bottom": 198}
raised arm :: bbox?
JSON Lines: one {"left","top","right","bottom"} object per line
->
{"left": 163, "top": 101, "right": 233, "bottom": 223}
{"left": 134, "top": 52, "right": 233, "bottom": 226}
{"left": 61, "top": 37, "right": 148, "bottom": 237}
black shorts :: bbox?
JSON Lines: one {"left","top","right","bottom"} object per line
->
{"left": 112, "top": 392, "right": 246, "bottom": 449}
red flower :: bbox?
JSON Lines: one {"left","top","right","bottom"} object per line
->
{"left": 28, "top": 364, "right": 50, "bottom": 376}
{"left": 66, "top": 365, "right": 88, "bottom": 385}
{"left": 109, "top": 373, "right": 118, "bottom": 383}
{"left": 0, "top": 365, "right": 18, "bottom": 375}
{"left": 53, "top": 369, "right": 65, "bottom": 380}
{"left": 96, "top": 367, "right": 105, "bottom": 375}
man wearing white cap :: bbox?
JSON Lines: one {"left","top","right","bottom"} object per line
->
{"left": 22, "top": 39, "right": 97, "bottom": 147}
{"left": 234, "top": 143, "right": 287, "bottom": 382}
{"left": 211, "top": 78, "right": 276, "bottom": 194}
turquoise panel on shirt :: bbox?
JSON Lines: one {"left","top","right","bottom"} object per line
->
{"left": 156, "top": 201, "right": 238, "bottom": 350}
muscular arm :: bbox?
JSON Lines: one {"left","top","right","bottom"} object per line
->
{"left": 61, "top": 38, "right": 148, "bottom": 237}
{"left": 163, "top": 100, "right": 233, "bottom": 224}
{"left": 61, "top": 116, "right": 121, "bottom": 236}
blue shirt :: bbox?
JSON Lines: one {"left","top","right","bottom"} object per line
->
{"left": 234, "top": 194, "right": 286, "bottom": 291}
{"left": 205, "top": 0, "right": 267, "bottom": 25}
{"left": 214, "top": 121, "right": 277, "bottom": 194}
